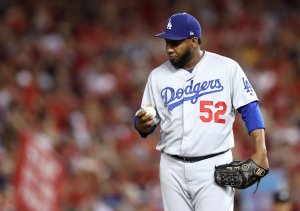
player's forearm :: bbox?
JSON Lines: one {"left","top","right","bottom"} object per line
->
{"left": 250, "top": 129, "right": 267, "bottom": 154}
{"left": 250, "top": 129, "right": 269, "bottom": 168}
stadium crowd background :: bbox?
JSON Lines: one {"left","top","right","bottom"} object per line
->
{"left": 0, "top": 0, "right": 299, "bottom": 210}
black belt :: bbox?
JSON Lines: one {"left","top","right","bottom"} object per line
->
{"left": 164, "top": 149, "right": 229, "bottom": 163}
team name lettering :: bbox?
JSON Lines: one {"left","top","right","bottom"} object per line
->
{"left": 161, "top": 79, "right": 224, "bottom": 111}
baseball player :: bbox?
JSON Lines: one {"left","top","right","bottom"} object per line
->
{"left": 134, "top": 13, "right": 269, "bottom": 211}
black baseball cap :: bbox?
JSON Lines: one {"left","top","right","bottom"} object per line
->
{"left": 154, "top": 13, "right": 201, "bottom": 40}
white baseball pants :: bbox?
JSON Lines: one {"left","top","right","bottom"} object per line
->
{"left": 159, "top": 150, "right": 234, "bottom": 211}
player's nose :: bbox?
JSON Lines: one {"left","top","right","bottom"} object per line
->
{"left": 166, "top": 44, "right": 174, "bottom": 53}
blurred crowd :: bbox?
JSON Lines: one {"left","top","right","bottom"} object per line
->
{"left": 0, "top": 0, "right": 299, "bottom": 210}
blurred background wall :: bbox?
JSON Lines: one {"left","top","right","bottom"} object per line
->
{"left": 0, "top": 0, "right": 299, "bottom": 210}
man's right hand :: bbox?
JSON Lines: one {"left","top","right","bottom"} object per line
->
{"left": 135, "top": 109, "right": 156, "bottom": 135}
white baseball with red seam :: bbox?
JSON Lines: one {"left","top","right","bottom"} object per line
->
{"left": 143, "top": 106, "right": 156, "bottom": 118}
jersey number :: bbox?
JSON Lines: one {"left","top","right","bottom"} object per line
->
{"left": 199, "top": 100, "right": 227, "bottom": 124}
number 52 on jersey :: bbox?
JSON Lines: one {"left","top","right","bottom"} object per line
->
{"left": 199, "top": 100, "right": 227, "bottom": 124}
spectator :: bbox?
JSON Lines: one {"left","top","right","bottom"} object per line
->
{"left": 272, "top": 189, "right": 293, "bottom": 211}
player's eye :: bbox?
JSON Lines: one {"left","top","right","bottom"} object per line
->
{"left": 166, "top": 39, "right": 184, "bottom": 47}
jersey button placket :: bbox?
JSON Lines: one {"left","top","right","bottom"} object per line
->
{"left": 181, "top": 76, "right": 193, "bottom": 156}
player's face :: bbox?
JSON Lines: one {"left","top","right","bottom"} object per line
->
{"left": 165, "top": 39, "right": 193, "bottom": 69}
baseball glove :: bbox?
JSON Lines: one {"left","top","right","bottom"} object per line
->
{"left": 214, "top": 159, "right": 269, "bottom": 190}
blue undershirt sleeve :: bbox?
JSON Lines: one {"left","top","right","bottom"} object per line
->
{"left": 237, "top": 101, "right": 265, "bottom": 134}
{"left": 134, "top": 115, "right": 157, "bottom": 138}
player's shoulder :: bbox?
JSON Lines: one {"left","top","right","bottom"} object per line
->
{"left": 149, "top": 61, "right": 174, "bottom": 77}
{"left": 205, "top": 51, "right": 238, "bottom": 66}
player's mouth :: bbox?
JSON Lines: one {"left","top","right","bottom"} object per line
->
{"left": 168, "top": 55, "right": 178, "bottom": 60}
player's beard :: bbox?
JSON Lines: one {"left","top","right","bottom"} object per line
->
{"left": 169, "top": 48, "right": 193, "bottom": 69}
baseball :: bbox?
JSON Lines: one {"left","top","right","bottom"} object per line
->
{"left": 143, "top": 106, "right": 156, "bottom": 118}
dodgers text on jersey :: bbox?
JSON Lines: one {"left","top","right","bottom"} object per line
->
{"left": 161, "top": 79, "right": 224, "bottom": 111}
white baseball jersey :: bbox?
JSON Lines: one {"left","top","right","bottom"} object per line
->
{"left": 141, "top": 51, "right": 258, "bottom": 156}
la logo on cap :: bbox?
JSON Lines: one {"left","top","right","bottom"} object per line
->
{"left": 166, "top": 19, "right": 172, "bottom": 30}
{"left": 154, "top": 12, "right": 201, "bottom": 40}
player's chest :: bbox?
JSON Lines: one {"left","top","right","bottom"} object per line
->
{"left": 156, "top": 70, "right": 230, "bottom": 111}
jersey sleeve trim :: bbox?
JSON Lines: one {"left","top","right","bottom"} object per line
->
{"left": 237, "top": 101, "right": 265, "bottom": 134}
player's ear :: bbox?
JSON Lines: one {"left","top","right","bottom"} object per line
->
{"left": 190, "top": 37, "right": 199, "bottom": 48}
